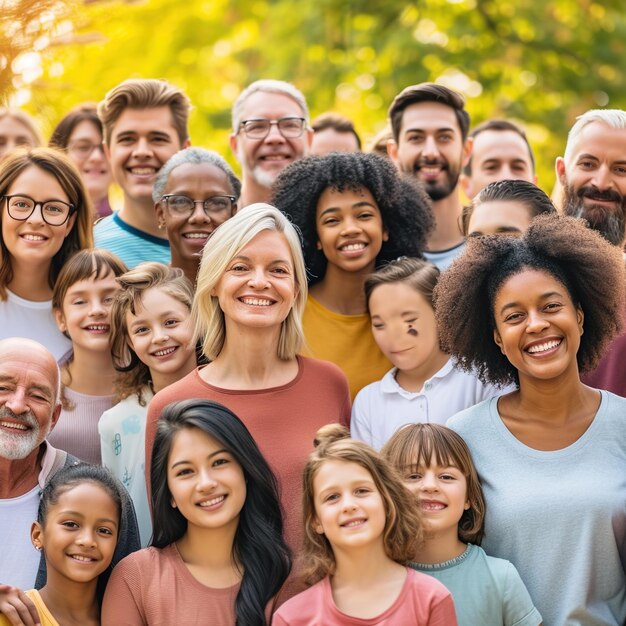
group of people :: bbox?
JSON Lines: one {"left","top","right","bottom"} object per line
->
{"left": 0, "top": 74, "right": 624, "bottom": 626}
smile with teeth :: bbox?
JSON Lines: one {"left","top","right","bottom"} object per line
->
{"left": 341, "top": 518, "right": 366, "bottom": 528}
{"left": 21, "top": 234, "right": 46, "bottom": 241}
{"left": 240, "top": 297, "right": 273, "bottom": 306}
{"left": 199, "top": 495, "right": 226, "bottom": 507}
{"left": 152, "top": 346, "right": 177, "bottom": 357}
{"left": 69, "top": 554, "right": 96, "bottom": 562}
{"left": 183, "top": 232, "right": 210, "bottom": 239}
{"left": 421, "top": 501, "right": 446, "bottom": 511}
{"left": 340, "top": 243, "right": 366, "bottom": 252}
{"left": 85, "top": 324, "right": 109, "bottom": 332}
{"left": 129, "top": 167, "right": 157, "bottom": 176}
{"left": 526, "top": 338, "right": 562, "bottom": 354}
{"left": 0, "top": 420, "right": 29, "bottom": 431}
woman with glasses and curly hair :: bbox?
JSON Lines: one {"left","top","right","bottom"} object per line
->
{"left": 437, "top": 214, "right": 626, "bottom": 625}
{"left": 272, "top": 151, "right": 433, "bottom": 400}
{"left": 0, "top": 148, "right": 93, "bottom": 360}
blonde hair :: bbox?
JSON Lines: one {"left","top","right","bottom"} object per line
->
{"left": 98, "top": 78, "right": 191, "bottom": 145}
{"left": 110, "top": 262, "right": 194, "bottom": 404}
{"left": 193, "top": 203, "right": 307, "bottom": 361}
{"left": 301, "top": 424, "right": 423, "bottom": 585}
{"left": 382, "top": 423, "right": 485, "bottom": 545}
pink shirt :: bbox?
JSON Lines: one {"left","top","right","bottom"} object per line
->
{"left": 273, "top": 568, "right": 457, "bottom": 625}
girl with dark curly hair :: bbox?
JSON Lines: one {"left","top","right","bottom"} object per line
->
{"left": 436, "top": 214, "right": 626, "bottom": 625}
{"left": 273, "top": 152, "right": 433, "bottom": 399}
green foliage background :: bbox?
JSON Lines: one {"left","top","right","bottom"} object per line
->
{"left": 2, "top": 0, "right": 624, "bottom": 191}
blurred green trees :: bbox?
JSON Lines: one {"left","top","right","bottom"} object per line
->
{"left": 2, "top": 0, "right": 624, "bottom": 189}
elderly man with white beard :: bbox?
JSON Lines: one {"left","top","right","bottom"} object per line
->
{"left": 0, "top": 338, "right": 139, "bottom": 626}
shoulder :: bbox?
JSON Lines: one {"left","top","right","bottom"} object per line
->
{"left": 149, "top": 370, "right": 200, "bottom": 410}
{"left": 299, "top": 356, "right": 349, "bottom": 388}
{"left": 111, "top": 546, "right": 166, "bottom": 578}
{"left": 273, "top": 578, "right": 328, "bottom": 622}
{"left": 446, "top": 396, "right": 495, "bottom": 431}
{"left": 407, "top": 567, "right": 452, "bottom": 599}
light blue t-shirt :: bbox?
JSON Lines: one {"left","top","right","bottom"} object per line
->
{"left": 423, "top": 241, "right": 466, "bottom": 271}
{"left": 411, "top": 544, "right": 541, "bottom": 626}
{"left": 448, "top": 391, "right": 626, "bottom": 626}
{"left": 94, "top": 212, "right": 170, "bottom": 269}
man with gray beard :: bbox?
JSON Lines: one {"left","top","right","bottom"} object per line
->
{"left": 556, "top": 109, "right": 626, "bottom": 247}
{"left": 0, "top": 338, "right": 139, "bottom": 626}
{"left": 556, "top": 110, "right": 626, "bottom": 398}
{"left": 230, "top": 79, "right": 313, "bottom": 207}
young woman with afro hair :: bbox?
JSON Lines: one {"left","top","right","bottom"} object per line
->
{"left": 272, "top": 151, "right": 433, "bottom": 399}
{"left": 436, "top": 214, "right": 626, "bottom": 625}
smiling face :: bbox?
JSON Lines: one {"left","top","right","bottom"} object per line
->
{"left": 402, "top": 459, "right": 469, "bottom": 538}
{"left": 213, "top": 230, "right": 298, "bottom": 332}
{"left": 105, "top": 106, "right": 187, "bottom": 205}
{"left": 464, "top": 130, "right": 534, "bottom": 199}
{"left": 167, "top": 427, "right": 246, "bottom": 534}
{"left": 468, "top": 200, "right": 534, "bottom": 238}
{"left": 315, "top": 186, "right": 387, "bottom": 276}
{"left": 31, "top": 482, "right": 119, "bottom": 584}
{"left": 492, "top": 268, "right": 584, "bottom": 384}
{"left": 155, "top": 162, "right": 237, "bottom": 266}
{"left": 230, "top": 91, "right": 312, "bottom": 190}
{"left": 369, "top": 282, "right": 441, "bottom": 375}
{"left": 389, "top": 101, "right": 469, "bottom": 202}
{"left": 558, "top": 121, "right": 626, "bottom": 246}
{"left": 0, "top": 340, "right": 60, "bottom": 460}
{"left": 67, "top": 120, "right": 111, "bottom": 204}
{"left": 312, "top": 459, "right": 386, "bottom": 553}
{"left": 1, "top": 165, "right": 77, "bottom": 269}
{"left": 125, "top": 287, "right": 196, "bottom": 382}
{"left": 54, "top": 271, "right": 120, "bottom": 355}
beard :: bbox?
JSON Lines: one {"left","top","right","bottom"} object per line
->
{"left": 562, "top": 183, "right": 626, "bottom": 246}
{"left": 403, "top": 157, "right": 461, "bottom": 202}
{"left": 0, "top": 407, "right": 48, "bottom": 460}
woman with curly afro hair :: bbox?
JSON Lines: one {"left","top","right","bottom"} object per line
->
{"left": 272, "top": 151, "right": 433, "bottom": 399}
{"left": 436, "top": 214, "right": 626, "bottom": 625}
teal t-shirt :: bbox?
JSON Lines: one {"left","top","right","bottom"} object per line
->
{"left": 410, "top": 544, "right": 541, "bottom": 626}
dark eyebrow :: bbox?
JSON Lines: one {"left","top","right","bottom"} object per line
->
{"left": 577, "top": 153, "right": 599, "bottom": 162}
{"left": 499, "top": 290, "right": 563, "bottom": 315}
{"left": 60, "top": 511, "right": 119, "bottom": 527}
{"left": 0, "top": 374, "right": 17, "bottom": 385}
{"left": 170, "top": 448, "right": 230, "bottom": 470}
{"left": 318, "top": 201, "right": 376, "bottom": 218}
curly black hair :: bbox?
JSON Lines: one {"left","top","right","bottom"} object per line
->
{"left": 434, "top": 214, "right": 626, "bottom": 386}
{"left": 271, "top": 152, "right": 434, "bottom": 285}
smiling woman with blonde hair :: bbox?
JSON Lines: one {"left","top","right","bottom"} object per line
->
{"left": 145, "top": 204, "right": 350, "bottom": 596}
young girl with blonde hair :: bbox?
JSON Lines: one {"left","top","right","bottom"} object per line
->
{"left": 273, "top": 425, "right": 456, "bottom": 625}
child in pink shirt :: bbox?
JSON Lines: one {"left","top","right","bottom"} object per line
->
{"left": 273, "top": 425, "right": 457, "bottom": 626}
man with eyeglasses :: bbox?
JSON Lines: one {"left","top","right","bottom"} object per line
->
{"left": 230, "top": 79, "right": 313, "bottom": 207}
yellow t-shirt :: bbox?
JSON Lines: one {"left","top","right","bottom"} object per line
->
{"left": 302, "top": 294, "right": 391, "bottom": 400}
{"left": 0, "top": 590, "right": 59, "bottom": 626}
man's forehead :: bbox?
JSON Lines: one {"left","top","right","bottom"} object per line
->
{"left": 0, "top": 349, "right": 57, "bottom": 390}
{"left": 474, "top": 131, "right": 531, "bottom": 161}
{"left": 400, "top": 101, "right": 461, "bottom": 134}
{"left": 569, "top": 121, "right": 626, "bottom": 161}
{"left": 239, "top": 91, "right": 305, "bottom": 118}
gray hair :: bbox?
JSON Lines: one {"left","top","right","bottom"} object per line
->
{"left": 563, "top": 109, "right": 626, "bottom": 164}
{"left": 152, "top": 147, "right": 241, "bottom": 202}
{"left": 231, "top": 79, "right": 309, "bottom": 131}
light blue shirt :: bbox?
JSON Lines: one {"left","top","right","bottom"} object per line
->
{"left": 448, "top": 392, "right": 626, "bottom": 625}
{"left": 94, "top": 212, "right": 170, "bottom": 269}
{"left": 411, "top": 544, "right": 541, "bottom": 626}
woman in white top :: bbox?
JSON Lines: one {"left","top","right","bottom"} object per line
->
{"left": 0, "top": 148, "right": 93, "bottom": 360}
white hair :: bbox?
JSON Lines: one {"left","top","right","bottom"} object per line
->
{"left": 563, "top": 109, "right": 626, "bottom": 164}
{"left": 231, "top": 79, "right": 309, "bottom": 131}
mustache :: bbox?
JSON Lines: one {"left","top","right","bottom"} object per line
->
{"left": 577, "top": 185, "right": 623, "bottom": 204}
{"left": 0, "top": 407, "right": 37, "bottom": 428}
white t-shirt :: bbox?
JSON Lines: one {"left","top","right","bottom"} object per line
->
{"left": 0, "top": 486, "right": 41, "bottom": 588}
{"left": 99, "top": 387, "right": 153, "bottom": 547}
{"left": 0, "top": 290, "right": 71, "bottom": 361}
{"left": 351, "top": 359, "right": 508, "bottom": 450}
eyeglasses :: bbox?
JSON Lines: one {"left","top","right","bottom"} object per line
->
{"left": 67, "top": 140, "right": 105, "bottom": 159}
{"left": 160, "top": 194, "right": 236, "bottom": 219}
{"left": 4, "top": 194, "right": 75, "bottom": 226}
{"left": 238, "top": 117, "right": 306, "bottom": 140}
